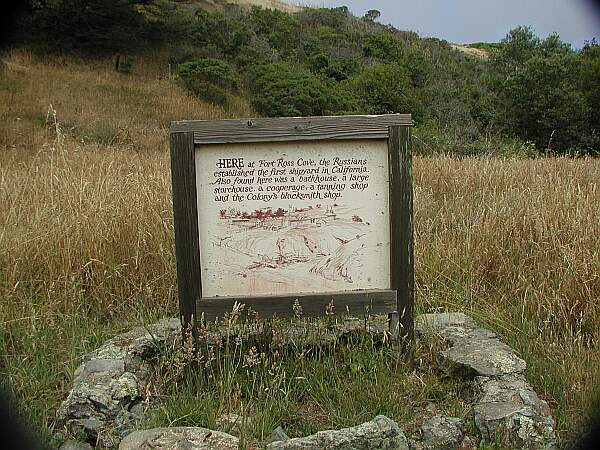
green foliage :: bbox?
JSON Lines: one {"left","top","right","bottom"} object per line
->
{"left": 489, "top": 28, "right": 598, "bottom": 154}
{"left": 191, "top": 10, "right": 252, "bottom": 58}
{"left": 364, "top": 9, "right": 381, "bottom": 22}
{"left": 346, "top": 63, "right": 425, "bottom": 120}
{"left": 177, "top": 58, "right": 239, "bottom": 105}
{"left": 298, "top": 7, "right": 350, "bottom": 31}
{"left": 247, "top": 62, "right": 333, "bottom": 117}
{"left": 248, "top": 7, "right": 299, "bottom": 55}
{"left": 579, "top": 40, "right": 600, "bottom": 136}
{"left": 362, "top": 32, "right": 404, "bottom": 61}
{"left": 323, "top": 58, "right": 360, "bottom": 81}
{"left": 16, "top": 1, "right": 599, "bottom": 155}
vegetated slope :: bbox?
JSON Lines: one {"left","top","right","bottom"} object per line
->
{"left": 188, "top": 0, "right": 302, "bottom": 13}
{"left": 11, "top": 1, "right": 599, "bottom": 154}
{"left": 1, "top": 48, "right": 599, "bottom": 448}
{"left": 450, "top": 43, "right": 488, "bottom": 59}
{"left": 154, "top": 3, "right": 599, "bottom": 155}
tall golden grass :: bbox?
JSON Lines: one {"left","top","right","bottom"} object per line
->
{"left": 1, "top": 50, "right": 598, "bottom": 445}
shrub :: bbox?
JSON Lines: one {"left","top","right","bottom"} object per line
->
{"left": 247, "top": 62, "right": 333, "bottom": 117}
{"left": 324, "top": 58, "right": 360, "bottom": 81}
{"left": 191, "top": 11, "right": 252, "bottom": 58}
{"left": 362, "top": 32, "right": 404, "bottom": 61}
{"left": 346, "top": 63, "right": 425, "bottom": 120}
{"left": 248, "top": 7, "right": 299, "bottom": 54}
{"left": 177, "top": 58, "right": 239, "bottom": 105}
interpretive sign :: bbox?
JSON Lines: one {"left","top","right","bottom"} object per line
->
{"left": 170, "top": 115, "right": 413, "bottom": 346}
{"left": 197, "top": 139, "right": 390, "bottom": 298}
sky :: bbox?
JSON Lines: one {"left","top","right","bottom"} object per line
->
{"left": 301, "top": 0, "right": 600, "bottom": 48}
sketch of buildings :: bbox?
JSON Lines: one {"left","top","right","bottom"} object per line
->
{"left": 208, "top": 203, "right": 375, "bottom": 291}
{"left": 220, "top": 204, "right": 337, "bottom": 231}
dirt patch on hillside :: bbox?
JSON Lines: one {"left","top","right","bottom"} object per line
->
{"left": 191, "top": 0, "right": 302, "bottom": 13}
{"left": 451, "top": 44, "right": 489, "bottom": 60}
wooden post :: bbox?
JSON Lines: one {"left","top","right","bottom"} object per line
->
{"left": 388, "top": 125, "right": 414, "bottom": 358}
{"left": 170, "top": 131, "right": 200, "bottom": 335}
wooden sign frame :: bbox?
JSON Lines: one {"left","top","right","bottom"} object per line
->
{"left": 170, "top": 114, "right": 414, "bottom": 347}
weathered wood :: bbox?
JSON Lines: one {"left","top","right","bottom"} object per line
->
{"left": 169, "top": 116, "right": 414, "bottom": 353}
{"left": 388, "top": 125, "right": 414, "bottom": 357}
{"left": 170, "top": 132, "right": 201, "bottom": 333}
{"left": 170, "top": 114, "right": 412, "bottom": 144}
{"left": 196, "top": 290, "right": 397, "bottom": 322}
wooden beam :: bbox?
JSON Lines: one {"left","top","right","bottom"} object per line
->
{"left": 388, "top": 125, "right": 414, "bottom": 357}
{"left": 170, "top": 114, "right": 412, "bottom": 144}
{"left": 170, "top": 132, "right": 201, "bottom": 333}
{"left": 196, "top": 290, "right": 397, "bottom": 322}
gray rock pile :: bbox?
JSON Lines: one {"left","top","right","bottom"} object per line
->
{"left": 55, "top": 318, "right": 181, "bottom": 448}
{"left": 266, "top": 415, "right": 409, "bottom": 450}
{"left": 56, "top": 313, "right": 557, "bottom": 449}
{"left": 416, "top": 313, "right": 556, "bottom": 449}
{"left": 119, "top": 427, "right": 239, "bottom": 450}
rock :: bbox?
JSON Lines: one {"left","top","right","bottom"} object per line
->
{"left": 418, "top": 415, "right": 464, "bottom": 450}
{"left": 59, "top": 440, "right": 93, "bottom": 450}
{"left": 438, "top": 339, "right": 526, "bottom": 377}
{"left": 473, "top": 374, "right": 556, "bottom": 449}
{"left": 415, "top": 313, "right": 477, "bottom": 336}
{"left": 416, "top": 313, "right": 526, "bottom": 378}
{"left": 264, "top": 426, "right": 290, "bottom": 444}
{"left": 56, "top": 318, "right": 182, "bottom": 448}
{"left": 216, "top": 413, "right": 250, "bottom": 435}
{"left": 118, "top": 427, "right": 239, "bottom": 450}
{"left": 267, "top": 415, "right": 409, "bottom": 450}
{"left": 415, "top": 313, "right": 556, "bottom": 448}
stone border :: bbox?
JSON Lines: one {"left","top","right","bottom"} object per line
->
{"left": 55, "top": 318, "right": 181, "bottom": 448}
{"left": 56, "top": 313, "right": 556, "bottom": 449}
{"left": 415, "top": 313, "right": 556, "bottom": 449}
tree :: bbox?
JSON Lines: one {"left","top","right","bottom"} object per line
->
{"left": 489, "top": 27, "right": 596, "bottom": 153}
{"left": 362, "top": 32, "right": 404, "bottom": 61}
{"left": 177, "top": 58, "right": 239, "bottom": 105}
{"left": 579, "top": 40, "right": 600, "bottom": 138}
{"left": 247, "top": 62, "right": 333, "bottom": 117}
{"left": 364, "top": 9, "right": 381, "bottom": 22}
{"left": 345, "top": 63, "right": 425, "bottom": 120}
{"left": 492, "top": 44, "right": 588, "bottom": 152}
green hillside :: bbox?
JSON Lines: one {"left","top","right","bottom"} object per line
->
{"left": 8, "top": 0, "right": 599, "bottom": 155}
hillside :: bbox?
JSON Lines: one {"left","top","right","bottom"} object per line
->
{"left": 191, "top": 0, "right": 302, "bottom": 13}
{"left": 450, "top": 43, "right": 489, "bottom": 59}
{"left": 7, "top": 0, "right": 598, "bottom": 154}
{"left": 1, "top": 46, "right": 599, "bottom": 448}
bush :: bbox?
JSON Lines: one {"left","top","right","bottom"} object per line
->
{"left": 248, "top": 7, "right": 299, "bottom": 55}
{"left": 247, "top": 62, "right": 333, "bottom": 117}
{"left": 324, "top": 58, "right": 360, "bottom": 81}
{"left": 345, "top": 63, "right": 425, "bottom": 120}
{"left": 490, "top": 29, "right": 593, "bottom": 153}
{"left": 177, "top": 58, "right": 239, "bottom": 105}
{"left": 191, "top": 11, "right": 252, "bottom": 58}
{"left": 362, "top": 32, "right": 404, "bottom": 61}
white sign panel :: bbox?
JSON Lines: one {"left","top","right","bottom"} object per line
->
{"left": 195, "top": 139, "right": 391, "bottom": 298}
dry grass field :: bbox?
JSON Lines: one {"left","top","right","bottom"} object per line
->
{"left": 1, "top": 50, "right": 599, "bottom": 447}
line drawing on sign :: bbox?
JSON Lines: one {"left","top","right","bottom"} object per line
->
{"left": 209, "top": 203, "right": 375, "bottom": 290}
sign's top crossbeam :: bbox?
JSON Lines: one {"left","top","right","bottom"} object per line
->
{"left": 170, "top": 114, "right": 413, "bottom": 145}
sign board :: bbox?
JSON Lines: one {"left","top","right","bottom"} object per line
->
{"left": 170, "top": 115, "right": 413, "bottom": 345}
